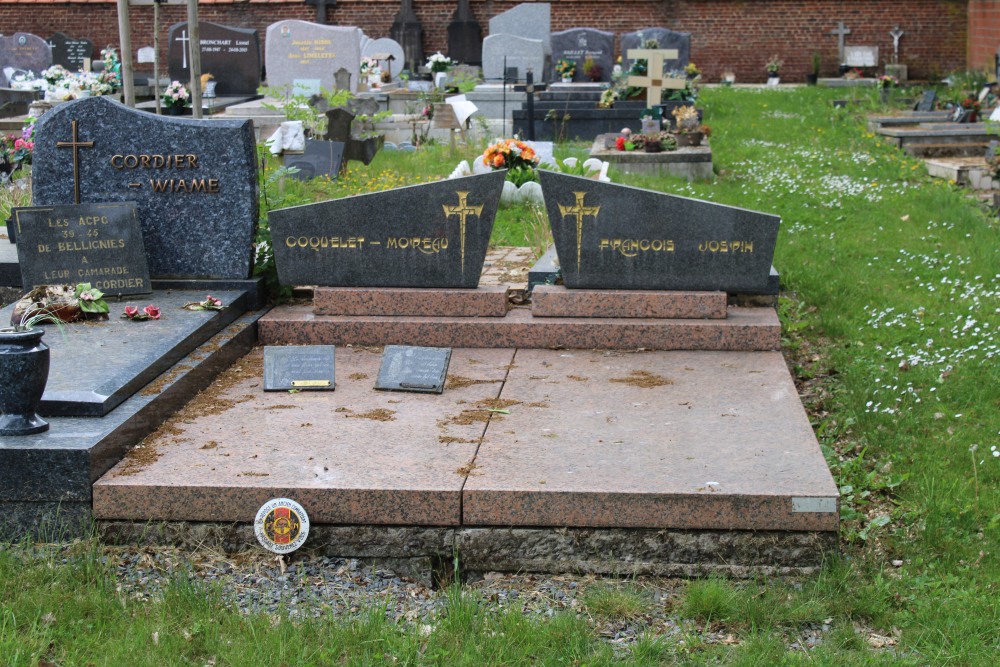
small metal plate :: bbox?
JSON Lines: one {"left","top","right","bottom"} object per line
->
{"left": 375, "top": 345, "right": 452, "bottom": 394}
{"left": 791, "top": 497, "right": 838, "bottom": 513}
{"left": 263, "top": 345, "right": 335, "bottom": 391}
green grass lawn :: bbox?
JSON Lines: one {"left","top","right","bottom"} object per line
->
{"left": 2, "top": 85, "right": 998, "bottom": 665}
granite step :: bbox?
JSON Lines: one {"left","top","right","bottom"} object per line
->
{"left": 258, "top": 304, "right": 780, "bottom": 351}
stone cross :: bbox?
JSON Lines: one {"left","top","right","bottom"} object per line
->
{"left": 829, "top": 21, "right": 851, "bottom": 65}
{"left": 890, "top": 26, "right": 904, "bottom": 65}
{"left": 626, "top": 49, "right": 685, "bottom": 109}
{"left": 175, "top": 29, "right": 190, "bottom": 68}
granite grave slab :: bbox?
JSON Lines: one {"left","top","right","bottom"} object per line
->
{"left": 49, "top": 32, "right": 95, "bottom": 71}
{"left": 12, "top": 202, "right": 150, "bottom": 296}
{"left": 30, "top": 97, "right": 258, "bottom": 280}
{"left": 265, "top": 20, "right": 362, "bottom": 94}
{"left": 488, "top": 3, "right": 551, "bottom": 55}
{"left": 550, "top": 28, "right": 613, "bottom": 82}
{"left": 0, "top": 32, "right": 51, "bottom": 86}
{"left": 375, "top": 345, "right": 451, "bottom": 394}
{"left": 270, "top": 171, "right": 505, "bottom": 288}
{"left": 263, "top": 345, "right": 335, "bottom": 391}
{"left": 621, "top": 28, "right": 690, "bottom": 71}
{"left": 538, "top": 170, "right": 780, "bottom": 291}
{"left": 285, "top": 139, "right": 345, "bottom": 181}
{"left": 168, "top": 22, "right": 261, "bottom": 96}
{"left": 482, "top": 34, "right": 545, "bottom": 84}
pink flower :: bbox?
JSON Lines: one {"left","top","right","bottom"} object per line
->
{"left": 144, "top": 305, "right": 161, "bottom": 320}
{"left": 206, "top": 295, "right": 221, "bottom": 307}
{"left": 79, "top": 292, "right": 94, "bottom": 301}
{"left": 124, "top": 305, "right": 138, "bottom": 318}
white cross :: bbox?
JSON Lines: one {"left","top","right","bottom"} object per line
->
{"left": 626, "top": 49, "right": 685, "bottom": 110}
{"left": 829, "top": 21, "right": 851, "bottom": 65}
{"left": 176, "top": 29, "right": 190, "bottom": 69}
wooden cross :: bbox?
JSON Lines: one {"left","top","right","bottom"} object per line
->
{"left": 829, "top": 21, "right": 851, "bottom": 65}
{"left": 557, "top": 191, "right": 601, "bottom": 275}
{"left": 442, "top": 191, "right": 483, "bottom": 275}
{"left": 626, "top": 49, "right": 685, "bottom": 109}
{"left": 55, "top": 120, "right": 95, "bottom": 204}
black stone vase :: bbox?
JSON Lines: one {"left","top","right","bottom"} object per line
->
{"left": 0, "top": 328, "right": 50, "bottom": 436}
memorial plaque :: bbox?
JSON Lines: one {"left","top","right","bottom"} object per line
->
{"left": 30, "top": 97, "right": 258, "bottom": 280}
{"left": 49, "top": 32, "right": 95, "bottom": 71}
{"left": 376, "top": 345, "right": 452, "bottom": 394}
{"left": 265, "top": 20, "right": 362, "bottom": 93}
{"left": 538, "top": 171, "right": 780, "bottom": 292}
{"left": 286, "top": 140, "right": 345, "bottom": 181}
{"left": 263, "top": 345, "right": 336, "bottom": 391}
{"left": 550, "top": 28, "right": 614, "bottom": 82}
{"left": 915, "top": 90, "right": 937, "bottom": 112}
{"left": 12, "top": 202, "right": 150, "bottom": 296}
{"left": 168, "top": 22, "right": 261, "bottom": 96}
{"left": 0, "top": 32, "right": 52, "bottom": 86}
{"left": 270, "top": 171, "right": 505, "bottom": 288}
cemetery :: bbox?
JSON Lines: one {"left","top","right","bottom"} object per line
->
{"left": 0, "top": 1, "right": 997, "bottom": 663}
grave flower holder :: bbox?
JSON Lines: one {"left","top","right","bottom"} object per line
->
{"left": 0, "top": 327, "right": 50, "bottom": 436}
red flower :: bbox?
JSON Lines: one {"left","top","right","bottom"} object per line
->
{"left": 615, "top": 136, "right": 626, "bottom": 151}
{"left": 143, "top": 305, "right": 161, "bottom": 320}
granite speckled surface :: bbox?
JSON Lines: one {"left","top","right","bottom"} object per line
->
{"left": 31, "top": 97, "right": 258, "bottom": 279}
{"left": 313, "top": 286, "right": 510, "bottom": 317}
{"left": 258, "top": 304, "right": 780, "bottom": 350}
{"left": 531, "top": 285, "right": 727, "bottom": 319}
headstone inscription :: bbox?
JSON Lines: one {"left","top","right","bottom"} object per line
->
{"left": 12, "top": 202, "right": 151, "bottom": 296}
{"left": 263, "top": 345, "right": 336, "bottom": 391}
{"left": 620, "top": 28, "right": 690, "bottom": 71}
{"left": 550, "top": 28, "right": 614, "bottom": 82}
{"left": 49, "top": 33, "right": 95, "bottom": 71}
{"left": 30, "top": 97, "right": 259, "bottom": 280}
{"left": 538, "top": 171, "right": 780, "bottom": 292}
{"left": 285, "top": 139, "right": 345, "bottom": 181}
{"left": 0, "top": 32, "right": 52, "bottom": 86}
{"left": 375, "top": 345, "right": 452, "bottom": 394}
{"left": 168, "top": 22, "right": 262, "bottom": 96}
{"left": 488, "top": 3, "right": 552, "bottom": 55}
{"left": 844, "top": 46, "right": 878, "bottom": 68}
{"left": 482, "top": 34, "right": 545, "bottom": 84}
{"left": 269, "top": 171, "right": 505, "bottom": 288}
{"left": 266, "top": 20, "right": 362, "bottom": 94}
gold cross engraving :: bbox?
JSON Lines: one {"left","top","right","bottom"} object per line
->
{"left": 558, "top": 191, "right": 601, "bottom": 275}
{"left": 55, "top": 120, "right": 95, "bottom": 204}
{"left": 442, "top": 191, "right": 483, "bottom": 275}
{"left": 626, "top": 48, "right": 685, "bottom": 110}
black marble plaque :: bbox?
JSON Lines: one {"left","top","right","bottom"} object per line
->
{"left": 12, "top": 202, "right": 151, "bottom": 296}
{"left": 168, "top": 22, "right": 261, "bottom": 96}
{"left": 916, "top": 90, "right": 937, "bottom": 112}
{"left": 550, "top": 28, "right": 614, "bottom": 82}
{"left": 49, "top": 33, "right": 95, "bottom": 71}
{"left": 375, "top": 345, "right": 451, "bottom": 394}
{"left": 269, "top": 171, "right": 504, "bottom": 288}
{"left": 286, "top": 140, "right": 345, "bottom": 181}
{"left": 0, "top": 32, "right": 52, "bottom": 87}
{"left": 539, "top": 171, "right": 780, "bottom": 292}
{"left": 30, "top": 97, "right": 258, "bottom": 280}
{"left": 263, "top": 345, "right": 335, "bottom": 391}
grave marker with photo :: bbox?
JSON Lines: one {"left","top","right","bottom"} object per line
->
{"left": 168, "top": 22, "right": 262, "bottom": 96}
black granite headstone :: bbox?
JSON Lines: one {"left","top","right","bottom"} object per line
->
{"left": 30, "top": 97, "right": 259, "bottom": 280}
{"left": 263, "top": 345, "right": 335, "bottom": 391}
{"left": 11, "top": 202, "right": 150, "bottom": 296}
{"left": 620, "top": 28, "right": 690, "bottom": 71}
{"left": 49, "top": 32, "right": 95, "bottom": 71}
{"left": 0, "top": 32, "right": 52, "bottom": 86}
{"left": 167, "top": 21, "right": 262, "bottom": 96}
{"left": 375, "top": 345, "right": 451, "bottom": 394}
{"left": 270, "top": 171, "right": 504, "bottom": 288}
{"left": 538, "top": 171, "right": 780, "bottom": 292}
{"left": 916, "top": 90, "right": 937, "bottom": 112}
{"left": 448, "top": 0, "right": 482, "bottom": 66}
{"left": 391, "top": 0, "right": 425, "bottom": 74}
{"left": 286, "top": 140, "right": 345, "bottom": 181}
{"left": 550, "top": 28, "right": 614, "bottom": 82}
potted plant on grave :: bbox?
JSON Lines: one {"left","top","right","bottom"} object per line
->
{"left": 482, "top": 138, "right": 542, "bottom": 206}
{"left": 426, "top": 52, "right": 455, "bottom": 89}
{"left": 765, "top": 55, "right": 783, "bottom": 82}
{"left": 0, "top": 304, "right": 58, "bottom": 435}
{"left": 162, "top": 80, "right": 191, "bottom": 115}
{"left": 684, "top": 62, "right": 701, "bottom": 80}
{"left": 0, "top": 127, "right": 34, "bottom": 179}
{"left": 960, "top": 96, "right": 982, "bottom": 123}
{"left": 671, "top": 104, "right": 702, "bottom": 146}
{"left": 877, "top": 74, "right": 898, "bottom": 104}
{"left": 583, "top": 57, "right": 603, "bottom": 82}
{"left": 807, "top": 53, "right": 821, "bottom": 85}
{"left": 555, "top": 58, "right": 576, "bottom": 83}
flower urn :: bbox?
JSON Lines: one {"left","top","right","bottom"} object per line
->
{"left": 0, "top": 328, "right": 50, "bottom": 436}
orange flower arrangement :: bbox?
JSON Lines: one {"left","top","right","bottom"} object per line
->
{"left": 482, "top": 138, "right": 540, "bottom": 187}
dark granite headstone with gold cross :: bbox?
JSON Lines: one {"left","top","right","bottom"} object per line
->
{"left": 269, "top": 171, "right": 505, "bottom": 288}
{"left": 539, "top": 171, "right": 780, "bottom": 292}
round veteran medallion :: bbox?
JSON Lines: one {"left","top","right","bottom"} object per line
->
{"left": 254, "top": 498, "right": 310, "bottom": 554}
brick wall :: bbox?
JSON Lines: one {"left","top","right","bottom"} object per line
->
{"left": 969, "top": 0, "right": 1000, "bottom": 72}
{"left": 0, "top": 1, "right": 969, "bottom": 83}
